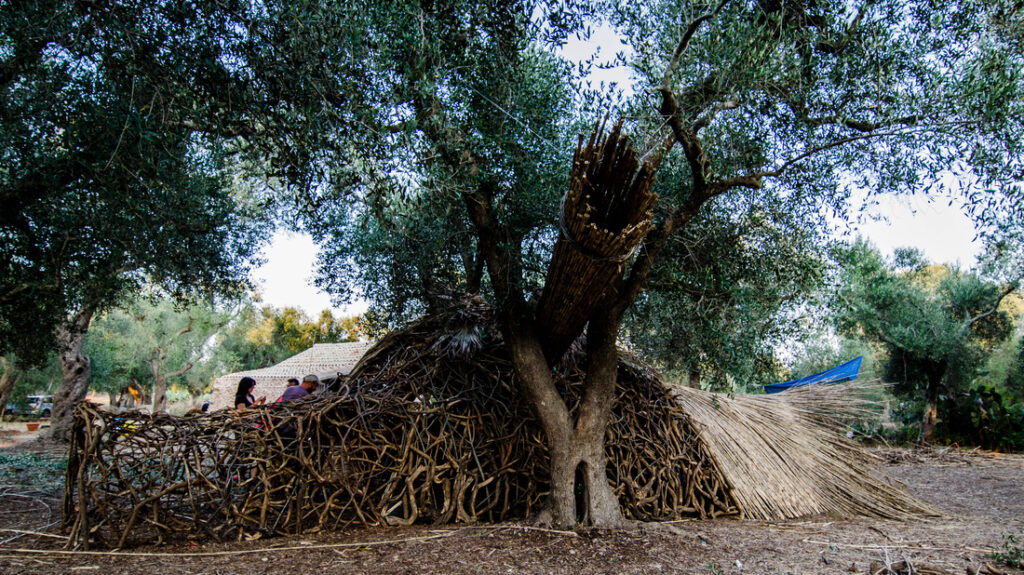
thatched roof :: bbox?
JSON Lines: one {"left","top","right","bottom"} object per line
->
{"left": 210, "top": 341, "right": 374, "bottom": 409}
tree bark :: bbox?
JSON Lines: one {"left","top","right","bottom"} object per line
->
{"left": 151, "top": 368, "right": 168, "bottom": 414}
{"left": 919, "top": 370, "right": 943, "bottom": 445}
{"left": 0, "top": 362, "right": 18, "bottom": 417}
{"left": 50, "top": 307, "right": 96, "bottom": 441}
{"left": 502, "top": 309, "right": 625, "bottom": 528}
{"left": 688, "top": 367, "right": 701, "bottom": 389}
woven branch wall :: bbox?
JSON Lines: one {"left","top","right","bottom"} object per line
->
{"left": 63, "top": 312, "right": 738, "bottom": 548}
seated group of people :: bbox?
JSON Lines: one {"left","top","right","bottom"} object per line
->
{"left": 234, "top": 374, "right": 320, "bottom": 410}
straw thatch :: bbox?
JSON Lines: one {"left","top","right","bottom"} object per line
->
{"left": 210, "top": 341, "right": 374, "bottom": 409}
{"left": 63, "top": 302, "right": 934, "bottom": 548}
{"left": 671, "top": 383, "right": 937, "bottom": 520}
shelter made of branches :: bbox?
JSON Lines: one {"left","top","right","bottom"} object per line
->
{"left": 62, "top": 303, "right": 932, "bottom": 548}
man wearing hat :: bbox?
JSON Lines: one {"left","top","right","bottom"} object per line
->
{"left": 278, "top": 374, "right": 320, "bottom": 402}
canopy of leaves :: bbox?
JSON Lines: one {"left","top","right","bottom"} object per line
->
{"left": 0, "top": 0, "right": 271, "bottom": 363}
{"left": 834, "top": 240, "right": 1018, "bottom": 400}
{"left": 624, "top": 177, "right": 828, "bottom": 390}
{"left": 198, "top": 0, "right": 1024, "bottom": 394}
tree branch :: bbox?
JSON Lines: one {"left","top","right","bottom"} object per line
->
{"left": 958, "top": 283, "right": 1018, "bottom": 337}
{"left": 661, "top": 0, "right": 731, "bottom": 92}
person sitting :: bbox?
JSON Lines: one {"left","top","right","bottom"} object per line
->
{"left": 234, "top": 376, "right": 265, "bottom": 409}
{"left": 273, "top": 377, "right": 301, "bottom": 404}
{"left": 279, "top": 374, "right": 319, "bottom": 403}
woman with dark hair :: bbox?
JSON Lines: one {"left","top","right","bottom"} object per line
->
{"left": 234, "top": 377, "right": 265, "bottom": 410}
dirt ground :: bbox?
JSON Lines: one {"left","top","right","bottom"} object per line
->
{"left": 1, "top": 433, "right": 1022, "bottom": 575}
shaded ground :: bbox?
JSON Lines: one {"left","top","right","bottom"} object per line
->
{"left": 1, "top": 440, "right": 1022, "bottom": 575}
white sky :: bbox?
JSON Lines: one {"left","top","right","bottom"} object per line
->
{"left": 846, "top": 193, "right": 981, "bottom": 267}
{"left": 251, "top": 230, "right": 366, "bottom": 318}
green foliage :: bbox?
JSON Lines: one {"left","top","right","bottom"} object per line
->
{"left": 230, "top": 0, "right": 1024, "bottom": 361}
{"left": 991, "top": 533, "right": 1024, "bottom": 569}
{"left": 942, "top": 385, "right": 1024, "bottom": 450}
{"left": 85, "top": 294, "right": 229, "bottom": 399}
{"left": 834, "top": 239, "right": 1021, "bottom": 445}
{"left": 0, "top": 0, "right": 271, "bottom": 364}
{"left": 241, "top": 2, "right": 583, "bottom": 323}
{"left": 211, "top": 303, "right": 364, "bottom": 375}
{"left": 625, "top": 202, "right": 828, "bottom": 390}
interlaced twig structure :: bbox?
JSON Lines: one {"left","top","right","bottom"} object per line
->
{"left": 62, "top": 300, "right": 933, "bottom": 549}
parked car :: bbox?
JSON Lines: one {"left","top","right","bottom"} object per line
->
{"left": 7, "top": 395, "right": 54, "bottom": 417}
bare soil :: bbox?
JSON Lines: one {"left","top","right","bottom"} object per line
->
{"left": 1, "top": 438, "right": 1022, "bottom": 575}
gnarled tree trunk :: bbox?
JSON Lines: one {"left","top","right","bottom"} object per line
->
{"left": 0, "top": 358, "right": 18, "bottom": 417}
{"left": 919, "top": 369, "right": 944, "bottom": 445}
{"left": 51, "top": 307, "right": 96, "bottom": 441}
{"left": 506, "top": 123, "right": 658, "bottom": 527}
{"left": 149, "top": 314, "right": 195, "bottom": 413}
{"left": 504, "top": 315, "right": 624, "bottom": 527}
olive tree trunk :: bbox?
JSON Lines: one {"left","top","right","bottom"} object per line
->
{"left": 505, "top": 314, "right": 624, "bottom": 528}
{"left": 51, "top": 307, "right": 96, "bottom": 441}
{"left": 0, "top": 361, "right": 18, "bottom": 418}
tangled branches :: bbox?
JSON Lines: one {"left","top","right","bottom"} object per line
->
{"left": 63, "top": 310, "right": 738, "bottom": 548}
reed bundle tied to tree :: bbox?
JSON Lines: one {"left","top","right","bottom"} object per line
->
{"left": 62, "top": 302, "right": 737, "bottom": 549}
{"left": 536, "top": 120, "right": 659, "bottom": 361}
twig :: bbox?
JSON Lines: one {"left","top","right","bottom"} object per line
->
{"left": 496, "top": 525, "right": 579, "bottom": 537}
{"left": 803, "top": 538, "right": 993, "bottom": 554}
{"left": 11, "top": 531, "right": 459, "bottom": 558}
{"left": 0, "top": 527, "right": 67, "bottom": 540}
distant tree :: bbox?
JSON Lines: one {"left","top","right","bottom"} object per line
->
{"left": 211, "top": 304, "right": 364, "bottom": 375}
{"left": 1009, "top": 339, "right": 1024, "bottom": 400}
{"left": 87, "top": 295, "right": 228, "bottom": 413}
{"left": 835, "top": 240, "right": 1020, "bottom": 443}
{"left": 0, "top": 1, "right": 271, "bottom": 438}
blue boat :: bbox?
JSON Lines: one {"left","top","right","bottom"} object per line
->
{"left": 763, "top": 356, "right": 863, "bottom": 394}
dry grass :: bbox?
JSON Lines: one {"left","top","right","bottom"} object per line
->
{"left": 671, "top": 381, "right": 939, "bottom": 520}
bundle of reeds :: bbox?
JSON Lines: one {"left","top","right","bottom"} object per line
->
{"left": 670, "top": 382, "right": 939, "bottom": 520}
{"left": 536, "top": 120, "right": 659, "bottom": 362}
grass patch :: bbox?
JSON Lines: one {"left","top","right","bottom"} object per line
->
{"left": 0, "top": 452, "right": 67, "bottom": 490}
{"left": 991, "top": 532, "right": 1024, "bottom": 569}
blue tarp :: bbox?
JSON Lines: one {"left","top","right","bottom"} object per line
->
{"left": 763, "top": 356, "right": 863, "bottom": 394}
